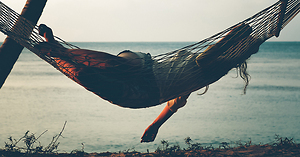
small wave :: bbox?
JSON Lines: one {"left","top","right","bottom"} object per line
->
{"left": 249, "top": 85, "right": 300, "bottom": 91}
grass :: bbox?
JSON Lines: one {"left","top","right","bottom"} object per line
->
{"left": 0, "top": 122, "right": 299, "bottom": 157}
{"left": 1, "top": 121, "right": 67, "bottom": 156}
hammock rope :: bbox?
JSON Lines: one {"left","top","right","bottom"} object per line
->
{"left": 0, "top": 0, "right": 299, "bottom": 108}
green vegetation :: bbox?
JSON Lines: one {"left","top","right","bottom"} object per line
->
{"left": 0, "top": 122, "right": 299, "bottom": 157}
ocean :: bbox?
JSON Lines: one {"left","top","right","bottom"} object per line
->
{"left": 0, "top": 41, "right": 299, "bottom": 153}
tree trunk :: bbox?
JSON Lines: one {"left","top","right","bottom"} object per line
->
{"left": 0, "top": 0, "right": 47, "bottom": 88}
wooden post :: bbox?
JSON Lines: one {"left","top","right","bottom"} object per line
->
{"left": 0, "top": 0, "right": 47, "bottom": 88}
{"left": 275, "top": 0, "right": 288, "bottom": 37}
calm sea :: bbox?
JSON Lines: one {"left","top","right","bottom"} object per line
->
{"left": 0, "top": 42, "right": 299, "bottom": 153}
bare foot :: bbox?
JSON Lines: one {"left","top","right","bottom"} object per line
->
{"left": 141, "top": 124, "right": 159, "bottom": 143}
{"left": 38, "top": 24, "right": 55, "bottom": 42}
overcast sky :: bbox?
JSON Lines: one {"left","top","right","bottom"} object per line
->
{"left": 1, "top": 0, "right": 300, "bottom": 42}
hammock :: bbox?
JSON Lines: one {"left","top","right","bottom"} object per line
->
{"left": 0, "top": 0, "right": 299, "bottom": 108}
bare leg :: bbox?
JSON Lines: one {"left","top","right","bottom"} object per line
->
{"left": 141, "top": 104, "right": 174, "bottom": 142}
{"left": 141, "top": 94, "right": 190, "bottom": 142}
{"left": 38, "top": 24, "right": 128, "bottom": 68}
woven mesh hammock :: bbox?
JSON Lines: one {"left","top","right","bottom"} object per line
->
{"left": 0, "top": 0, "right": 299, "bottom": 108}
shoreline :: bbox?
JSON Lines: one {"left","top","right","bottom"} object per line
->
{"left": 1, "top": 136, "right": 299, "bottom": 157}
{"left": 1, "top": 143, "right": 299, "bottom": 157}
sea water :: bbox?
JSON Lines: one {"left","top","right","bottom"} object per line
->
{"left": 0, "top": 42, "right": 299, "bottom": 153}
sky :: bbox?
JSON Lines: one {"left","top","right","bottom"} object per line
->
{"left": 0, "top": 0, "right": 300, "bottom": 42}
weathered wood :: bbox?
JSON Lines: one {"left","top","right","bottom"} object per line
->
{"left": 275, "top": 0, "right": 288, "bottom": 37}
{"left": 0, "top": 0, "right": 47, "bottom": 88}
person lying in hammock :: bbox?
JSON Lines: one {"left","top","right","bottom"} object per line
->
{"left": 37, "top": 24, "right": 191, "bottom": 142}
{"left": 37, "top": 23, "right": 261, "bottom": 143}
